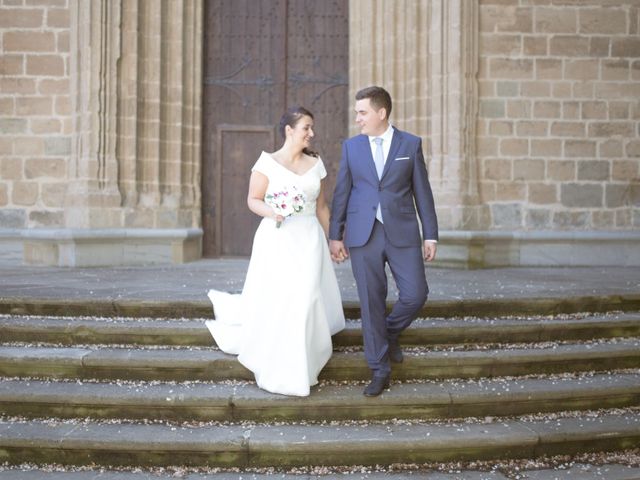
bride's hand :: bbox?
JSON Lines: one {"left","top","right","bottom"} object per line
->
{"left": 329, "top": 240, "right": 348, "bottom": 263}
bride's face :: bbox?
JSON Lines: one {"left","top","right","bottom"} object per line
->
{"left": 288, "top": 115, "right": 315, "bottom": 149}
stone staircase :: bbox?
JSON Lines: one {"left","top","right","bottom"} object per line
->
{"left": 1, "top": 305, "right": 640, "bottom": 475}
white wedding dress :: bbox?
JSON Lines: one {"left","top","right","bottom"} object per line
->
{"left": 205, "top": 151, "right": 345, "bottom": 396}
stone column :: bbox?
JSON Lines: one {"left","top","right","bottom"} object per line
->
{"left": 24, "top": 0, "right": 203, "bottom": 266}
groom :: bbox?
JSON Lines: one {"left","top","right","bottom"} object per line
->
{"left": 329, "top": 86, "right": 438, "bottom": 397}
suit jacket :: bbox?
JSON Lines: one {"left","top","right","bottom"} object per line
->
{"left": 330, "top": 127, "right": 438, "bottom": 248}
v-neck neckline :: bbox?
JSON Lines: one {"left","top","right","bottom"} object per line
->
{"left": 264, "top": 151, "right": 319, "bottom": 177}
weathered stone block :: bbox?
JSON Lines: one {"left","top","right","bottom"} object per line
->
{"left": 536, "top": 8, "right": 577, "bottom": 34}
{"left": 516, "top": 121, "right": 548, "bottom": 137}
{"left": 0, "top": 118, "right": 27, "bottom": 134}
{"left": 29, "top": 210, "right": 64, "bottom": 227}
{"left": 46, "top": 8, "right": 69, "bottom": 28}
{"left": 589, "top": 37, "right": 610, "bottom": 57}
{"left": 572, "top": 81, "right": 595, "bottom": 99}
{"left": 44, "top": 137, "right": 71, "bottom": 156}
{"left": 501, "top": 138, "right": 529, "bottom": 156}
{"left": 481, "top": 6, "right": 533, "bottom": 33}
{"left": 0, "top": 77, "right": 36, "bottom": 94}
{"left": 528, "top": 183, "right": 557, "bottom": 204}
{"left": 12, "top": 181, "right": 39, "bottom": 206}
{"left": 0, "top": 54, "right": 23, "bottom": 75}
{"left": 626, "top": 140, "right": 640, "bottom": 157}
{"left": 565, "top": 140, "right": 597, "bottom": 158}
{"left": 578, "top": 160, "right": 610, "bottom": 181}
{"left": 600, "top": 139, "right": 623, "bottom": 158}
{"left": 534, "top": 101, "right": 561, "bottom": 118}
{"left": 595, "top": 82, "right": 640, "bottom": 99}
{"left": 0, "top": 158, "right": 23, "bottom": 180}
{"left": 25, "top": 158, "right": 67, "bottom": 178}
{"left": 16, "top": 96, "right": 52, "bottom": 116}
{"left": 30, "top": 118, "right": 62, "bottom": 134}
{"left": 616, "top": 209, "right": 632, "bottom": 227}
{"left": 612, "top": 160, "right": 638, "bottom": 181}
{"left": 521, "top": 81, "right": 551, "bottom": 97}
{"left": 552, "top": 82, "right": 572, "bottom": 98}
{"left": 606, "top": 184, "right": 630, "bottom": 208}
{"left": 491, "top": 203, "right": 522, "bottom": 228}
{"left": 532, "top": 139, "right": 562, "bottom": 157}
{"left": 609, "top": 102, "right": 630, "bottom": 119}
{"left": 526, "top": 208, "right": 551, "bottom": 228}
{"left": 551, "top": 122, "right": 585, "bottom": 137}
{"left": 580, "top": 8, "right": 627, "bottom": 35}
{"left": 550, "top": 35, "right": 590, "bottom": 56}
{"left": 553, "top": 210, "right": 589, "bottom": 228}
{"left": 565, "top": 59, "right": 599, "bottom": 80}
{"left": 524, "top": 36, "right": 547, "bottom": 55}
{"left": 582, "top": 101, "right": 607, "bottom": 119}
{"left": 548, "top": 160, "right": 576, "bottom": 181}
{"left": 38, "top": 78, "right": 69, "bottom": 95}
{"left": 0, "top": 183, "right": 8, "bottom": 206}
{"left": 489, "top": 121, "right": 513, "bottom": 136}
{"left": 0, "top": 7, "right": 44, "bottom": 28}
{"left": 483, "top": 158, "right": 512, "bottom": 180}
{"left": 495, "top": 182, "right": 526, "bottom": 201}
{"left": 602, "top": 60, "right": 630, "bottom": 81}
{"left": 14, "top": 136, "right": 44, "bottom": 155}
{"left": 481, "top": 34, "right": 522, "bottom": 55}
{"left": 490, "top": 58, "right": 534, "bottom": 79}
{"left": 562, "top": 101, "right": 580, "bottom": 120}
{"left": 536, "top": 58, "right": 562, "bottom": 80}
{"left": 611, "top": 38, "right": 640, "bottom": 57}
{"left": 41, "top": 182, "right": 66, "bottom": 207}
{"left": 478, "top": 137, "right": 499, "bottom": 157}
{"left": 561, "top": 183, "right": 603, "bottom": 208}
{"left": 507, "top": 100, "right": 532, "bottom": 118}
{"left": 0, "top": 209, "right": 26, "bottom": 228}
{"left": 479, "top": 99, "right": 505, "bottom": 118}
{"left": 26, "top": 54, "right": 64, "bottom": 76}
{"left": 514, "top": 159, "right": 545, "bottom": 180}
{"left": 588, "top": 122, "right": 634, "bottom": 137}
{"left": 592, "top": 211, "right": 615, "bottom": 229}
{"left": 4, "top": 31, "right": 56, "bottom": 52}
{"left": 496, "top": 81, "right": 519, "bottom": 97}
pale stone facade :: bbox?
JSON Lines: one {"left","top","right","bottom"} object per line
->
{"left": 1, "top": 0, "right": 639, "bottom": 267}
{"left": 349, "top": 0, "right": 640, "bottom": 266}
{"left": 0, "top": 0, "right": 202, "bottom": 266}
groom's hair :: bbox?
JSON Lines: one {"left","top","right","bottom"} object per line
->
{"left": 355, "top": 86, "right": 392, "bottom": 119}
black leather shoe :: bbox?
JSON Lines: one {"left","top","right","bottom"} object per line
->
{"left": 389, "top": 338, "right": 404, "bottom": 363}
{"left": 363, "top": 375, "right": 390, "bottom": 397}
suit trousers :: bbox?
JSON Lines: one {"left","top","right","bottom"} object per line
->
{"left": 349, "top": 220, "right": 429, "bottom": 376}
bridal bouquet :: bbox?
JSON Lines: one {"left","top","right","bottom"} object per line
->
{"left": 265, "top": 186, "right": 306, "bottom": 228}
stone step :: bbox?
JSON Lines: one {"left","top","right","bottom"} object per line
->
{"left": 1, "top": 464, "right": 639, "bottom": 479}
{"left": 1, "top": 340, "right": 639, "bottom": 382}
{"left": 1, "top": 412, "right": 639, "bottom": 468}
{"left": 2, "top": 292, "right": 639, "bottom": 320}
{"left": 1, "top": 373, "right": 639, "bottom": 422}
{"left": 1, "top": 312, "right": 639, "bottom": 347}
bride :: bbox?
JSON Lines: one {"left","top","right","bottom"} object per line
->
{"left": 205, "top": 106, "right": 346, "bottom": 396}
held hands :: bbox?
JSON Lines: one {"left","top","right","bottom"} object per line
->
{"left": 329, "top": 240, "right": 349, "bottom": 263}
{"left": 423, "top": 240, "right": 437, "bottom": 262}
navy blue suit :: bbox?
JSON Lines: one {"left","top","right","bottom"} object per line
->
{"left": 330, "top": 127, "right": 438, "bottom": 376}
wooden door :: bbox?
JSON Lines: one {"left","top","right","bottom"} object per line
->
{"left": 202, "top": 0, "right": 348, "bottom": 257}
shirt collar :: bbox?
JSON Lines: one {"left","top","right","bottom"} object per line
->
{"left": 368, "top": 124, "right": 394, "bottom": 145}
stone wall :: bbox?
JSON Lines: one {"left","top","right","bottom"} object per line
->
{"left": 477, "top": 0, "right": 640, "bottom": 231}
{"left": 0, "top": 0, "right": 203, "bottom": 266}
{"left": 0, "top": 0, "right": 71, "bottom": 230}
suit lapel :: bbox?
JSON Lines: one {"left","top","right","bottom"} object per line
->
{"left": 381, "top": 128, "right": 403, "bottom": 179}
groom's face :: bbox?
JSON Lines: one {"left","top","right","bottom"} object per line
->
{"left": 355, "top": 98, "right": 387, "bottom": 137}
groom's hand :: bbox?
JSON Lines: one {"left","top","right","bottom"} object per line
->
{"left": 330, "top": 240, "right": 349, "bottom": 263}
{"left": 423, "top": 240, "right": 437, "bottom": 262}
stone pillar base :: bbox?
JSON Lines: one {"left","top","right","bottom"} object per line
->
{"left": 19, "top": 228, "right": 202, "bottom": 267}
{"left": 437, "top": 231, "right": 640, "bottom": 269}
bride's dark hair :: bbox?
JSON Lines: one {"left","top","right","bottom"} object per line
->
{"left": 278, "top": 106, "right": 319, "bottom": 158}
